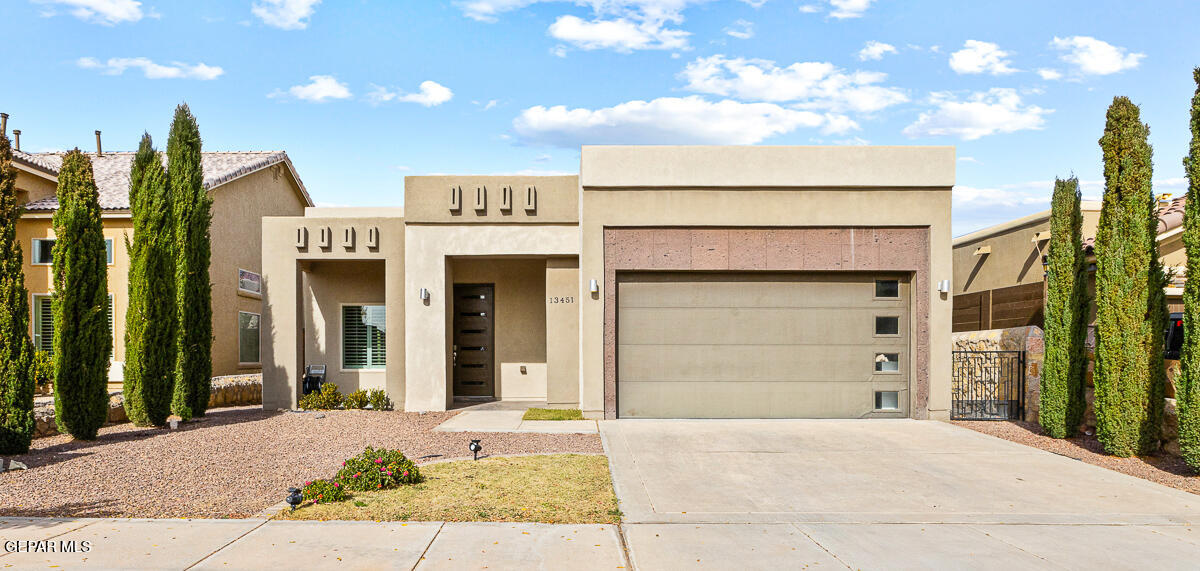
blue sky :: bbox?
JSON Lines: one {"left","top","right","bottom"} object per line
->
{"left": 4, "top": 0, "right": 1199, "bottom": 235}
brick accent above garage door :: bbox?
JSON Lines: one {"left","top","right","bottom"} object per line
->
{"left": 603, "top": 227, "right": 931, "bottom": 420}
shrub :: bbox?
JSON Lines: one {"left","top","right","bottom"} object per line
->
{"left": 298, "top": 382, "right": 342, "bottom": 410}
{"left": 1183, "top": 67, "right": 1200, "bottom": 471}
{"left": 343, "top": 390, "right": 368, "bottom": 410}
{"left": 367, "top": 389, "right": 392, "bottom": 411}
{"left": 301, "top": 479, "right": 347, "bottom": 505}
{"left": 0, "top": 131, "right": 34, "bottom": 454}
{"left": 31, "top": 351, "right": 53, "bottom": 390}
{"left": 335, "top": 447, "right": 421, "bottom": 492}
{"left": 1040, "top": 177, "right": 1089, "bottom": 438}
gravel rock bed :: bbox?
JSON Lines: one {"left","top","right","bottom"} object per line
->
{"left": 953, "top": 419, "right": 1200, "bottom": 495}
{"left": 0, "top": 407, "right": 603, "bottom": 518}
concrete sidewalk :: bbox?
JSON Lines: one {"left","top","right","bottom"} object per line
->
{"left": 0, "top": 518, "right": 628, "bottom": 570}
{"left": 434, "top": 410, "right": 598, "bottom": 434}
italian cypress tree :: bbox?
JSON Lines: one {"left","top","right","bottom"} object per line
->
{"left": 1040, "top": 177, "right": 1089, "bottom": 438}
{"left": 0, "top": 131, "right": 35, "bottom": 454}
{"left": 122, "top": 134, "right": 177, "bottom": 426}
{"left": 1094, "top": 97, "right": 1165, "bottom": 457}
{"left": 1179, "top": 68, "right": 1200, "bottom": 470}
{"left": 169, "top": 104, "right": 212, "bottom": 420}
{"left": 52, "top": 150, "right": 111, "bottom": 440}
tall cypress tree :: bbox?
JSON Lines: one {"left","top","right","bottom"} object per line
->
{"left": 169, "top": 104, "right": 212, "bottom": 420}
{"left": 123, "top": 134, "right": 176, "bottom": 426}
{"left": 52, "top": 150, "right": 111, "bottom": 440}
{"left": 1094, "top": 97, "right": 1165, "bottom": 457}
{"left": 1179, "top": 68, "right": 1200, "bottom": 470}
{"left": 1040, "top": 177, "right": 1089, "bottom": 438}
{"left": 0, "top": 131, "right": 35, "bottom": 454}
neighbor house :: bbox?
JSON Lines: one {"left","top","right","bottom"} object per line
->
{"left": 261, "top": 145, "right": 956, "bottom": 420}
{"left": 951, "top": 195, "right": 1187, "bottom": 332}
{"left": 10, "top": 129, "right": 313, "bottom": 383}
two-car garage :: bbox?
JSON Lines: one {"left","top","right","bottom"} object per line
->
{"left": 616, "top": 272, "right": 911, "bottom": 419}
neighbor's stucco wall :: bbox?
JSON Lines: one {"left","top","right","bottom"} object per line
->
{"left": 579, "top": 145, "right": 955, "bottom": 419}
{"left": 303, "top": 260, "right": 387, "bottom": 393}
{"left": 208, "top": 165, "right": 309, "bottom": 377}
{"left": 14, "top": 168, "right": 57, "bottom": 205}
{"left": 404, "top": 224, "right": 579, "bottom": 411}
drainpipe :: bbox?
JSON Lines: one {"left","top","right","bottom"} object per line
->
{"left": 95, "top": 130, "right": 103, "bottom": 157}
{"left": 12, "top": 130, "right": 19, "bottom": 151}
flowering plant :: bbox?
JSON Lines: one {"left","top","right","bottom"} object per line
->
{"left": 301, "top": 479, "right": 347, "bottom": 504}
{"left": 335, "top": 446, "right": 421, "bottom": 491}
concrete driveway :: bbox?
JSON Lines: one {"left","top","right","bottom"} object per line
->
{"left": 601, "top": 419, "right": 1200, "bottom": 570}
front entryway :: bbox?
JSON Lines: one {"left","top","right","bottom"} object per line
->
{"left": 453, "top": 284, "right": 495, "bottom": 397}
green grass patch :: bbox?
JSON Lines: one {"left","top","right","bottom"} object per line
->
{"left": 522, "top": 408, "right": 585, "bottom": 421}
{"left": 278, "top": 454, "right": 618, "bottom": 524}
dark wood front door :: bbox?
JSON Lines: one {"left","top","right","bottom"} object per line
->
{"left": 453, "top": 284, "right": 495, "bottom": 397}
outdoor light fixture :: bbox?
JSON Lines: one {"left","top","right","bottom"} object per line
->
{"left": 937, "top": 279, "right": 950, "bottom": 294}
{"left": 286, "top": 487, "right": 303, "bottom": 512}
{"left": 469, "top": 439, "right": 482, "bottom": 461}
{"left": 419, "top": 288, "right": 430, "bottom": 302}
{"left": 589, "top": 279, "right": 599, "bottom": 294}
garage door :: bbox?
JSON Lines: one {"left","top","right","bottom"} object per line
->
{"left": 617, "top": 272, "right": 910, "bottom": 418}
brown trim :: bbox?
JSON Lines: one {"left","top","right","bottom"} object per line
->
{"left": 602, "top": 226, "right": 932, "bottom": 419}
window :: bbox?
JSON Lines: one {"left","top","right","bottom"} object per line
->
{"left": 31, "top": 238, "right": 112, "bottom": 265}
{"left": 31, "top": 239, "right": 54, "bottom": 265}
{"left": 343, "top": 305, "right": 386, "bottom": 369}
{"left": 239, "top": 312, "right": 261, "bottom": 364}
{"left": 875, "top": 279, "right": 900, "bottom": 298}
{"left": 875, "top": 391, "right": 900, "bottom": 410}
{"left": 238, "top": 269, "right": 262, "bottom": 297}
{"left": 874, "top": 353, "right": 900, "bottom": 372}
{"left": 31, "top": 294, "right": 113, "bottom": 357}
{"left": 875, "top": 316, "right": 900, "bottom": 336}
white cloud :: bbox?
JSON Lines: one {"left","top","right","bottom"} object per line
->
{"left": 533, "top": 153, "right": 552, "bottom": 163}
{"left": 76, "top": 57, "right": 224, "bottom": 80}
{"left": 513, "top": 96, "right": 848, "bottom": 147}
{"left": 1050, "top": 36, "right": 1144, "bottom": 76}
{"left": 367, "top": 81, "right": 454, "bottom": 107}
{"left": 958, "top": 156, "right": 981, "bottom": 164}
{"left": 857, "top": 40, "right": 896, "bottom": 61}
{"left": 739, "top": 0, "right": 767, "bottom": 6}
{"left": 1037, "top": 68, "right": 1063, "bottom": 80}
{"left": 724, "top": 19, "right": 754, "bottom": 40}
{"left": 252, "top": 0, "right": 321, "bottom": 30}
{"left": 35, "top": 0, "right": 143, "bottom": 25}
{"left": 548, "top": 15, "right": 688, "bottom": 52}
{"left": 949, "top": 40, "right": 1017, "bottom": 75}
{"left": 680, "top": 55, "right": 908, "bottom": 114}
{"left": 828, "top": 0, "right": 871, "bottom": 18}
{"left": 798, "top": 4, "right": 820, "bottom": 13}
{"left": 270, "top": 75, "right": 351, "bottom": 102}
{"left": 903, "top": 88, "right": 1051, "bottom": 141}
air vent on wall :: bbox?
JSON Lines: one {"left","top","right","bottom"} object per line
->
{"left": 295, "top": 227, "right": 308, "bottom": 249}
{"left": 366, "top": 227, "right": 379, "bottom": 249}
{"left": 317, "top": 226, "right": 332, "bottom": 249}
{"left": 449, "top": 185, "right": 461, "bottom": 213}
{"left": 342, "top": 227, "right": 356, "bottom": 249}
{"left": 501, "top": 186, "right": 513, "bottom": 212}
{"left": 474, "top": 186, "right": 486, "bottom": 212}
{"left": 524, "top": 186, "right": 537, "bottom": 212}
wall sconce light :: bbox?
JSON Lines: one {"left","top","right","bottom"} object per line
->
{"left": 419, "top": 288, "right": 430, "bottom": 302}
{"left": 937, "top": 279, "right": 950, "bottom": 294}
{"left": 589, "top": 279, "right": 599, "bottom": 294}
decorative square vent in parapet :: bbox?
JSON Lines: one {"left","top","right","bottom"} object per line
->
{"left": 317, "top": 226, "right": 332, "bottom": 249}
{"left": 366, "top": 227, "right": 379, "bottom": 249}
{"left": 474, "top": 186, "right": 486, "bottom": 212}
{"left": 295, "top": 227, "right": 308, "bottom": 249}
{"left": 501, "top": 186, "right": 513, "bottom": 212}
{"left": 524, "top": 186, "right": 537, "bottom": 212}
{"left": 342, "top": 227, "right": 356, "bottom": 249}
{"left": 449, "top": 185, "right": 462, "bottom": 213}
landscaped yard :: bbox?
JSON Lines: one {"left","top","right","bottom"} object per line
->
{"left": 0, "top": 406, "right": 603, "bottom": 519}
{"left": 279, "top": 454, "right": 620, "bottom": 523}
{"left": 954, "top": 420, "right": 1200, "bottom": 495}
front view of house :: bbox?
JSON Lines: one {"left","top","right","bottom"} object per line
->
{"left": 261, "top": 146, "right": 955, "bottom": 419}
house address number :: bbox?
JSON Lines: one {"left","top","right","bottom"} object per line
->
{"left": 547, "top": 296, "right": 575, "bottom": 304}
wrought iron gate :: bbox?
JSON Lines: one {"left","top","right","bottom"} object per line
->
{"left": 951, "top": 350, "right": 1025, "bottom": 420}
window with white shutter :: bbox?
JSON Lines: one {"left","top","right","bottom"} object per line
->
{"left": 343, "top": 305, "right": 386, "bottom": 369}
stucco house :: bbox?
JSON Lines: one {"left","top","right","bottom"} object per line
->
{"left": 951, "top": 195, "right": 1187, "bottom": 332}
{"left": 261, "top": 145, "right": 956, "bottom": 420}
{"left": 10, "top": 129, "right": 314, "bottom": 383}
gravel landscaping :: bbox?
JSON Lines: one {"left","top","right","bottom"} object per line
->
{"left": 0, "top": 406, "right": 603, "bottom": 519}
{"left": 953, "top": 419, "right": 1200, "bottom": 495}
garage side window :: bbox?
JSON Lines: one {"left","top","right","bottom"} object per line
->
{"left": 874, "top": 352, "right": 900, "bottom": 372}
{"left": 875, "top": 279, "right": 900, "bottom": 298}
{"left": 239, "top": 311, "right": 261, "bottom": 365}
{"left": 343, "top": 305, "right": 386, "bottom": 370}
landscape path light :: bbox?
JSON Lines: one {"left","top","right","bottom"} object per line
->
{"left": 286, "top": 487, "right": 303, "bottom": 512}
{"left": 469, "top": 439, "right": 482, "bottom": 461}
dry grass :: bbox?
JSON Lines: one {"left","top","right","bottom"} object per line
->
{"left": 521, "top": 408, "right": 585, "bottom": 421}
{"left": 279, "top": 454, "right": 620, "bottom": 524}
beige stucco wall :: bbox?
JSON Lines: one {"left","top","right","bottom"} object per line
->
{"left": 404, "top": 176, "right": 578, "bottom": 224}
{"left": 261, "top": 213, "right": 405, "bottom": 410}
{"left": 546, "top": 257, "right": 580, "bottom": 406}
{"left": 15, "top": 168, "right": 58, "bottom": 205}
{"left": 578, "top": 145, "right": 955, "bottom": 419}
{"left": 450, "top": 257, "right": 548, "bottom": 400}
{"left": 404, "top": 224, "right": 579, "bottom": 411}
{"left": 303, "top": 260, "right": 387, "bottom": 393}
{"left": 208, "top": 165, "right": 309, "bottom": 377}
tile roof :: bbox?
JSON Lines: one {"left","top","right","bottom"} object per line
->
{"left": 1081, "top": 194, "right": 1187, "bottom": 252}
{"left": 13, "top": 150, "right": 311, "bottom": 211}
